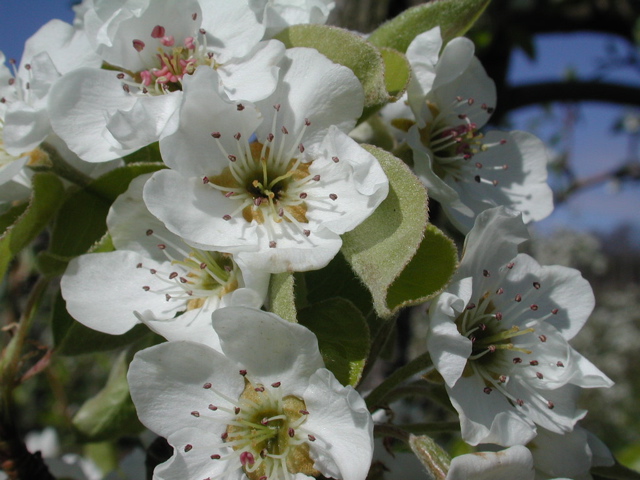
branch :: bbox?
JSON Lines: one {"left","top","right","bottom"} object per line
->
{"left": 502, "top": 81, "right": 640, "bottom": 112}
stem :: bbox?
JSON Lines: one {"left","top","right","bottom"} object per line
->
{"left": 0, "top": 277, "right": 55, "bottom": 479}
{"left": 365, "top": 351, "right": 433, "bottom": 410}
{"left": 36, "top": 143, "right": 93, "bottom": 188}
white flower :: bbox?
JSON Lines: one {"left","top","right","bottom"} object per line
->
{"left": 447, "top": 445, "right": 535, "bottom": 480}
{"left": 143, "top": 48, "right": 388, "bottom": 273}
{"left": 1, "top": 20, "right": 101, "bottom": 156}
{"left": 49, "top": 0, "right": 285, "bottom": 163}
{"left": 61, "top": 174, "right": 269, "bottom": 348}
{"left": 128, "top": 307, "right": 374, "bottom": 480}
{"left": 528, "top": 426, "right": 614, "bottom": 480}
{"left": 249, "top": 0, "right": 336, "bottom": 38}
{"left": 398, "top": 27, "right": 553, "bottom": 232}
{"left": 424, "top": 207, "right": 613, "bottom": 446}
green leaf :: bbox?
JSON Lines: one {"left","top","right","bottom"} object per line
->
{"left": 0, "top": 202, "right": 28, "bottom": 234}
{"left": 46, "top": 163, "right": 164, "bottom": 267}
{"left": 379, "top": 47, "right": 411, "bottom": 101}
{"left": 72, "top": 351, "right": 144, "bottom": 442}
{"left": 368, "top": 0, "right": 492, "bottom": 53}
{"left": 268, "top": 272, "right": 298, "bottom": 322}
{"left": 408, "top": 434, "right": 450, "bottom": 480}
{"left": 274, "top": 24, "right": 388, "bottom": 111}
{"left": 0, "top": 173, "right": 65, "bottom": 279}
{"left": 298, "top": 298, "right": 369, "bottom": 386}
{"left": 341, "top": 146, "right": 424, "bottom": 317}
{"left": 385, "top": 223, "right": 458, "bottom": 311}
{"left": 52, "top": 291, "right": 149, "bottom": 356}
{"left": 86, "top": 162, "right": 164, "bottom": 202}
{"left": 121, "top": 142, "right": 161, "bottom": 164}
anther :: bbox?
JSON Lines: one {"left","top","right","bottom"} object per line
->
{"left": 332, "top": 156, "right": 340, "bottom": 163}
{"left": 211, "top": 132, "right": 221, "bottom": 138}
{"left": 299, "top": 193, "right": 307, "bottom": 199}
{"left": 530, "top": 304, "right": 539, "bottom": 311}
{"left": 165, "top": 294, "right": 171, "bottom": 301}
{"left": 329, "top": 194, "right": 338, "bottom": 201}
{"left": 300, "top": 410, "right": 309, "bottom": 415}
{"left": 269, "top": 241, "right": 277, "bottom": 248}
{"left": 483, "top": 387, "right": 492, "bottom": 394}
{"left": 116, "top": 73, "right": 125, "bottom": 79}
{"left": 221, "top": 432, "right": 228, "bottom": 440}
{"left": 254, "top": 386, "right": 265, "bottom": 393}
{"left": 313, "top": 175, "right": 321, "bottom": 181}
{"left": 271, "top": 382, "right": 281, "bottom": 388}
{"left": 551, "top": 308, "right": 559, "bottom": 314}
{"left": 133, "top": 39, "right": 145, "bottom": 52}
{"left": 499, "top": 375, "right": 507, "bottom": 383}
{"left": 136, "top": 263, "right": 143, "bottom": 268}
{"left": 184, "top": 444, "right": 193, "bottom": 452}
{"left": 169, "top": 272, "right": 178, "bottom": 279}
{"left": 146, "top": 229, "right": 154, "bottom": 236}
{"left": 261, "top": 417, "right": 269, "bottom": 425}
{"left": 200, "top": 262, "right": 207, "bottom": 269}
{"left": 288, "top": 428, "right": 295, "bottom": 438}
{"left": 474, "top": 175, "right": 481, "bottom": 183}
{"left": 529, "top": 360, "right": 539, "bottom": 366}
{"left": 513, "top": 357, "right": 522, "bottom": 364}
{"left": 203, "top": 383, "right": 212, "bottom": 389}
{"left": 514, "top": 294, "right": 522, "bottom": 302}
{"left": 191, "top": 411, "right": 200, "bottom": 417}
{"left": 483, "top": 269, "right": 490, "bottom": 277}
{"left": 308, "top": 435, "right": 316, "bottom": 442}
{"left": 211, "top": 454, "right": 220, "bottom": 460}
{"left": 239, "top": 370, "right": 247, "bottom": 376}
{"left": 516, "top": 399, "right": 524, "bottom": 406}
{"left": 157, "top": 244, "right": 166, "bottom": 250}
{"left": 142, "top": 286, "right": 150, "bottom": 291}
{"left": 500, "top": 139, "right": 507, "bottom": 145}
{"left": 223, "top": 215, "right": 232, "bottom": 221}
{"left": 240, "top": 452, "right": 255, "bottom": 466}
{"left": 237, "top": 104, "right": 245, "bottom": 111}
{"left": 466, "top": 303, "right": 476, "bottom": 310}
{"left": 203, "top": 176, "right": 210, "bottom": 184}
{"left": 234, "top": 133, "right": 241, "bottom": 140}
{"left": 536, "top": 372, "right": 544, "bottom": 379}
{"left": 281, "top": 126, "right": 289, "bottom": 134}
{"left": 228, "top": 155, "right": 237, "bottom": 161}
{"left": 492, "top": 180, "right": 499, "bottom": 186}
{"left": 507, "top": 262, "right": 515, "bottom": 269}
{"left": 151, "top": 25, "right": 165, "bottom": 38}
{"left": 122, "top": 84, "right": 130, "bottom": 93}
{"left": 192, "top": 13, "right": 198, "bottom": 20}
{"left": 209, "top": 404, "right": 217, "bottom": 411}
{"left": 303, "top": 229, "right": 311, "bottom": 237}
{"left": 274, "top": 104, "right": 281, "bottom": 111}
{"left": 304, "top": 118, "right": 311, "bottom": 126}
{"left": 547, "top": 401, "right": 555, "bottom": 409}
{"left": 556, "top": 361, "right": 564, "bottom": 367}
{"left": 496, "top": 288, "right": 504, "bottom": 295}
{"left": 533, "top": 282, "right": 541, "bottom": 289}
{"left": 476, "top": 162, "right": 483, "bottom": 169}
{"left": 495, "top": 312, "right": 503, "bottom": 321}
{"left": 200, "top": 28, "right": 207, "bottom": 35}
{"left": 267, "top": 133, "right": 274, "bottom": 142}
{"left": 539, "top": 335, "right": 547, "bottom": 342}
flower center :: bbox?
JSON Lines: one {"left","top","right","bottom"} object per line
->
{"left": 419, "top": 97, "right": 508, "bottom": 187}
{"left": 139, "top": 229, "right": 238, "bottom": 311}
{"left": 118, "top": 21, "right": 215, "bottom": 94}
{"left": 453, "top": 262, "right": 568, "bottom": 410}
{"left": 193, "top": 373, "right": 319, "bottom": 480}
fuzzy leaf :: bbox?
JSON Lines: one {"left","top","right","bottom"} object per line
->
{"left": 0, "top": 173, "right": 65, "bottom": 279}
{"left": 72, "top": 351, "right": 143, "bottom": 441}
{"left": 268, "top": 272, "right": 298, "bottom": 323}
{"left": 379, "top": 47, "right": 411, "bottom": 100}
{"left": 298, "top": 298, "right": 369, "bottom": 386}
{"left": 274, "top": 24, "right": 389, "bottom": 111}
{"left": 368, "top": 0, "right": 491, "bottom": 53}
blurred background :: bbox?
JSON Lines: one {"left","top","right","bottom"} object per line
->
{"left": 1, "top": 0, "right": 639, "bottom": 475}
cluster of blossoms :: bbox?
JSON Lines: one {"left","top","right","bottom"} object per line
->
{"left": 0, "top": 1, "right": 619, "bottom": 480}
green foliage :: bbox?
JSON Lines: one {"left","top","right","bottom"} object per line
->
{"left": 342, "top": 145, "right": 457, "bottom": 317}
{"left": 298, "top": 298, "right": 369, "bottom": 387}
{"left": 268, "top": 272, "right": 298, "bottom": 322}
{"left": 43, "top": 163, "right": 164, "bottom": 274}
{"left": 379, "top": 47, "right": 411, "bottom": 101}
{"left": 72, "top": 351, "right": 144, "bottom": 442}
{"left": 368, "top": 0, "right": 492, "bottom": 53}
{"left": 0, "top": 173, "right": 65, "bottom": 279}
{"left": 52, "top": 291, "right": 150, "bottom": 356}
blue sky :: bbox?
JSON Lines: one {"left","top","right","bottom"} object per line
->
{"left": 1, "top": 1, "right": 638, "bottom": 237}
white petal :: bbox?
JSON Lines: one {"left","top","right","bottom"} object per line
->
{"left": 212, "top": 307, "right": 325, "bottom": 396}
{"left": 60, "top": 251, "right": 182, "bottom": 334}
{"left": 447, "top": 445, "right": 534, "bottom": 480}
{"left": 48, "top": 68, "right": 139, "bottom": 162}
{"left": 128, "top": 341, "right": 244, "bottom": 438}
{"left": 217, "top": 39, "right": 285, "bottom": 102}
{"left": 303, "top": 368, "right": 373, "bottom": 480}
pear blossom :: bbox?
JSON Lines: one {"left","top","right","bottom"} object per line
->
{"left": 143, "top": 48, "right": 388, "bottom": 273}
{"left": 49, "top": 0, "right": 285, "bottom": 163}
{"left": 388, "top": 27, "right": 553, "bottom": 232}
{"left": 447, "top": 445, "right": 535, "bottom": 480}
{"left": 61, "top": 174, "right": 269, "bottom": 348}
{"left": 528, "top": 426, "right": 614, "bottom": 480}
{"left": 128, "top": 307, "right": 374, "bottom": 480}
{"left": 249, "top": 0, "right": 336, "bottom": 38}
{"left": 424, "top": 207, "right": 613, "bottom": 446}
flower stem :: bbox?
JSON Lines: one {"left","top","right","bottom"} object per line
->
{"left": 365, "top": 351, "right": 433, "bottom": 410}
